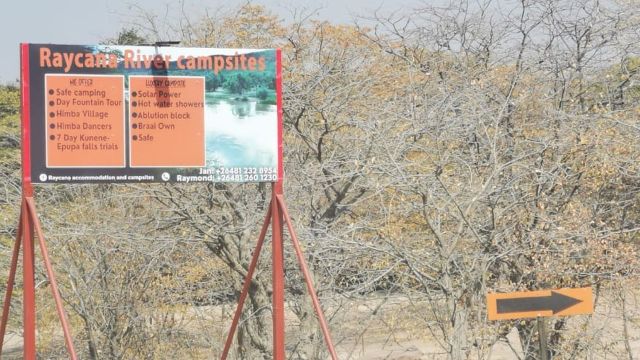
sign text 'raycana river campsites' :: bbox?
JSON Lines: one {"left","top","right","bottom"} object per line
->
{"left": 24, "top": 44, "right": 281, "bottom": 183}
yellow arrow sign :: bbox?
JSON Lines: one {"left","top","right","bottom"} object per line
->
{"left": 487, "top": 287, "right": 593, "bottom": 321}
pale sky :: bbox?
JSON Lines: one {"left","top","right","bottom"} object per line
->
{"left": 1, "top": 0, "right": 418, "bottom": 84}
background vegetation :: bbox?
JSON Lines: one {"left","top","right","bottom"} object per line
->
{"left": 0, "top": 1, "right": 639, "bottom": 359}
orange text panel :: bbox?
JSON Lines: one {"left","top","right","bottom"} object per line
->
{"left": 46, "top": 75, "right": 125, "bottom": 167}
{"left": 129, "top": 76, "right": 205, "bottom": 167}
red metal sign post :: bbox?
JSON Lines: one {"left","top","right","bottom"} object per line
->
{"left": 220, "top": 187, "right": 338, "bottom": 360}
{"left": 271, "top": 187, "right": 286, "bottom": 359}
{"left": 0, "top": 44, "right": 78, "bottom": 359}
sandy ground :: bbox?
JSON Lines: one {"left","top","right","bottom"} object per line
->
{"left": 1, "top": 287, "right": 638, "bottom": 359}
{"left": 331, "top": 287, "right": 640, "bottom": 359}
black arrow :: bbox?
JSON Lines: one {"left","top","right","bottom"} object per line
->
{"left": 496, "top": 291, "right": 582, "bottom": 315}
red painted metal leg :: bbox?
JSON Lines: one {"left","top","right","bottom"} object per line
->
{"left": 221, "top": 205, "right": 272, "bottom": 360}
{"left": 25, "top": 198, "right": 78, "bottom": 360}
{"left": 271, "top": 189, "right": 286, "bottom": 359}
{"left": 276, "top": 195, "right": 338, "bottom": 360}
{"left": 22, "top": 198, "right": 36, "bottom": 359}
{"left": 0, "top": 208, "right": 24, "bottom": 352}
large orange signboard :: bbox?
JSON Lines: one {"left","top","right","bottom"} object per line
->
{"left": 22, "top": 43, "right": 282, "bottom": 183}
{"left": 486, "top": 287, "right": 593, "bottom": 321}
